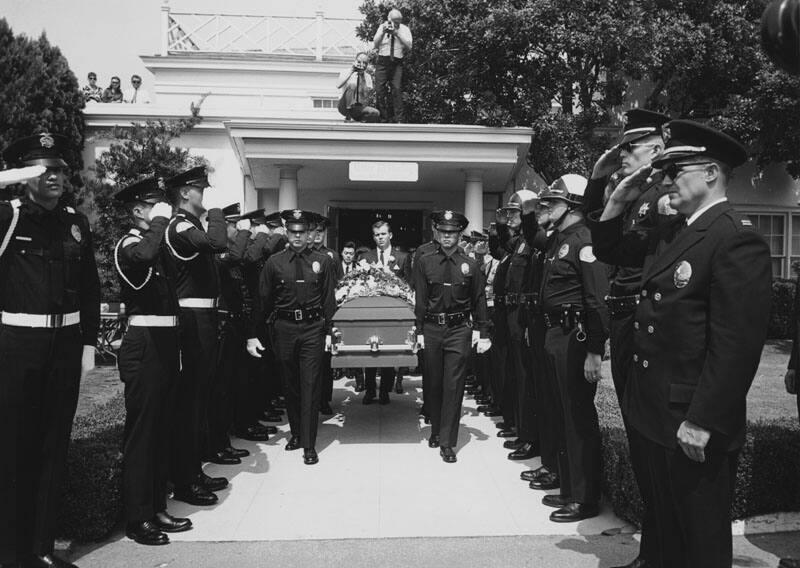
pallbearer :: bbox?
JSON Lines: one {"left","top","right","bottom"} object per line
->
{"left": 113, "top": 178, "right": 192, "bottom": 546}
{"left": 413, "top": 210, "right": 490, "bottom": 463}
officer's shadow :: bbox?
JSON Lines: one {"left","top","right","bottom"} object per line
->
{"left": 554, "top": 531, "right": 644, "bottom": 568}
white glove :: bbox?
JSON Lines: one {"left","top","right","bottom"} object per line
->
{"left": 252, "top": 224, "right": 270, "bottom": 236}
{"left": 246, "top": 338, "right": 265, "bottom": 358}
{"left": 0, "top": 165, "right": 46, "bottom": 188}
{"left": 416, "top": 334, "right": 425, "bottom": 350}
{"left": 476, "top": 338, "right": 492, "bottom": 354}
{"left": 80, "top": 345, "right": 95, "bottom": 380}
{"left": 272, "top": 225, "right": 286, "bottom": 236}
{"left": 148, "top": 201, "right": 173, "bottom": 221}
{"left": 471, "top": 330, "right": 480, "bottom": 348}
{"left": 325, "top": 335, "right": 332, "bottom": 351}
{"left": 236, "top": 218, "right": 252, "bottom": 231}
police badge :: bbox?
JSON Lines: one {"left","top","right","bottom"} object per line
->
{"left": 312, "top": 261, "right": 321, "bottom": 274}
{"left": 558, "top": 243, "right": 569, "bottom": 259}
{"left": 638, "top": 202, "right": 650, "bottom": 218}
{"left": 673, "top": 260, "right": 692, "bottom": 288}
{"left": 39, "top": 133, "right": 55, "bottom": 148}
{"left": 461, "top": 262, "right": 470, "bottom": 275}
{"left": 327, "top": 251, "right": 334, "bottom": 259}
{"left": 70, "top": 224, "right": 82, "bottom": 243}
{"left": 444, "top": 210, "right": 453, "bottom": 221}
{"left": 661, "top": 124, "right": 671, "bottom": 143}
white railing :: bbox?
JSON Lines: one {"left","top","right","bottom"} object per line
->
{"left": 161, "top": 5, "right": 369, "bottom": 60}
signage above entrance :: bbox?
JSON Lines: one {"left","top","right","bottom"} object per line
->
{"left": 349, "top": 161, "right": 419, "bottom": 182}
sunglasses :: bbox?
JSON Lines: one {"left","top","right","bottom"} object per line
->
{"left": 661, "top": 162, "right": 713, "bottom": 180}
{"left": 618, "top": 142, "right": 656, "bottom": 153}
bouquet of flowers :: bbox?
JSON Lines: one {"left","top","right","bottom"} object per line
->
{"left": 335, "top": 259, "right": 415, "bottom": 306}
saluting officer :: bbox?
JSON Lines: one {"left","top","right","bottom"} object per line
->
{"left": 0, "top": 133, "right": 100, "bottom": 568}
{"left": 413, "top": 210, "right": 490, "bottom": 463}
{"left": 163, "top": 166, "right": 229, "bottom": 506}
{"left": 592, "top": 121, "right": 771, "bottom": 568}
{"left": 247, "top": 210, "right": 337, "bottom": 465}
{"left": 537, "top": 175, "right": 609, "bottom": 523}
{"left": 113, "top": 178, "right": 192, "bottom": 546}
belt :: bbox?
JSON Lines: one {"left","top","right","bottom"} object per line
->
{"left": 424, "top": 311, "right": 470, "bottom": 327}
{"left": 0, "top": 311, "right": 80, "bottom": 328}
{"left": 128, "top": 315, "right": 178, "bottom": 327}
{"left": 605, "top": 294, "right": 640, "bottom": 317}
{"left": 504, "top": 292, "right": 539, "bottom": 308}
{"left": 178, "top": 298, "right": 218, "bottom": 309}
{"left": 275, "top": 307, "right": 322, "bottom": 322}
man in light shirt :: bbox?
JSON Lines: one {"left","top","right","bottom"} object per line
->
{"left": 124, "top": 74, "right": 151, "bottom": 104}
{"left": 337, "top": 52, "right": 380, "bottom": 123}
{"left": 372, "top": 9, "right": 412, "bottom": 123}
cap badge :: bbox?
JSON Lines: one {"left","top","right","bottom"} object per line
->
{"left": 312, "top": 261, "right": 321, "bottom": 274}
{"left": 293, "top": 210, "right": 302, "bottom": 219}
{"left": 461, "top": 262, "right": 470, "bottom": 275}
{"left": 661, "top": 124, "right": 671, "bottom": 144}
{"left": 517, "top": 242, "right": 526, "bottom": 254}
{"left": 673, "top": 260, "right": 692, "bottom": 289}
{"left": 444, "top": 210, "right": 453, "bottom": 221}
{"left": 39, "top": 133, "right": 55, "bottom": 149}
{"left": 70, "top": 224, "right": 82, "bottom": 243}
{"left": 558, "top": 243, "right": 569, "bottom": 259}
{"left": 157, "top": 177, "right": 165, "bottom": 190}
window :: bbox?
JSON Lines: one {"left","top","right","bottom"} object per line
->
{"left": 312, "top": 98, "right": 337, "bottom": 109}
{"left": 747, "top": 213, "right": 790, "bottom": 277}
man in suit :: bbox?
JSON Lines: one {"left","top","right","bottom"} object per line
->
{"left": 591, "top": 120, "right": 772, "bottom": 568}
{"left": 340, "top": 241, "right": 357, "bottom": 276}
{"left": 360, "top": 220, "right": 410, "bottom": 404}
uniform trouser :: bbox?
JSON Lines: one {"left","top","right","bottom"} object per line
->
{"left": 633, "top": 429, "right": 738, "bottom": 568}
{"left": 119, "top": 326, "right": 179, "bottom": 522}
{"left": 423, "top": 323, "right": 471, "bottom": 448}
{"left": 508, "top": 309, "right": 536, "bottom": 443}
{"left": 530, "top": 318, "right": 559, "bottom": 472}
{"left": 364, "top": 367, "right": 395, "bottom": 396}
{"left": 321, "top": 352, "right": 334, "bottom": 404}
{"left": 375, "top": 57, "right": 404, "bottom": 122}
{"left": 0, "top": 326, "right": 81, "bottom": 562}
{"left": 491, "top": 309, "right": 514, "bottom": 427}
{"left": 217, "top": 316, "right": 249, "bottom": 439}
{"left": 272, "top": 318, "right": 324, "bottom": 448}
{"left": 172, "top": 308, "right": 218, "bottom": 486}
{"left": 610, "top": 312, "right": 657, "bottom": 565}
{"left": 543, "top": 327, "right": 601, "bottom": 504}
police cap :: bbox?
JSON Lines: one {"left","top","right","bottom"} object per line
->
{"left": 653, "top": 120, "right": 748, "bottom": 169}
{"left": 619, "top": 109, "right": 671, "bottom": 145}
{"left": 2, "top": 133, "right": 70, "bottom": 169}
{"left": 469, "top": 230, "right": 487, "bottom": 242}
{"left": 280, "top": 209, "right": 313, "bottom": 231}
{"left": 264, "top": 211, "right": 284, "bottom": 228}
{"left": 222, "top": 203, "right": 241, "bottom": 221}
{"left": 112, "top": 176, "right": 166, "bottom": 204}
{"left": 538, "top": 174, "right": 588, "bottom": 207}
{"left": 163, "top": 165, "right": 210, "bottom": 196}
{"left": 432, "top": 210, "right": 468, "bottom": 232}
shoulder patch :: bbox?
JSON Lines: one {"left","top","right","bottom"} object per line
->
{"left": 740, "top": 218, "right": 753, "bottom": 227}
{"left": 175, "top": 221, "right": 194, "bottom": 233}
{"left": 579, "top": 246, "right": 596, "bottom": 263}
{"left": 120, "top": 235, "right": 142, "bottom": 248}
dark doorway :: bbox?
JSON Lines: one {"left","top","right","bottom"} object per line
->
{"left": 329, "top": 208, "right": 427, "bottom": 254}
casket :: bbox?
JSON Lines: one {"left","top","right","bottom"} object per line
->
{"left": 329, "top": 296, "right": 417, "bottom": 368}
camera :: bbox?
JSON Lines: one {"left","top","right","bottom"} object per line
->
{"left": 354, "top": 61, "right": 367, "bottom": 72}
{"left": 385, "top": 20, "right": 395, "bottom": 33}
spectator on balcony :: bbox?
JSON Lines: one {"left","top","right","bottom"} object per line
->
{"left": 373, "top": 8, "right": 412, "bottom": 123}
{"left": 102, "top": 76, "right": 124, "bottom": 103}
{"left": 82, "top": 72, "right": 103, "bottom": 103}
{"left": 124, "top": 74, "right": 151, "bottom": 104}
{"left": 337, "top": 52, "right": 380, "bottom": 123}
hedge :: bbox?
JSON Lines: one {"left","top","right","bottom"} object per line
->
{"left": 770, "top": 278, "right": 796, "bottom": 340}
{"left": 598, "top": 384, "right": 800, "bottom": 526}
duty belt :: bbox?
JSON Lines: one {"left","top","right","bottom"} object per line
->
{"left": 504, "top": 292, "right": 539, "bottom": 308}
{"left": 275, "top": 307, "right": 322, "bottom": 322}
{"left": 424, "top": 310, "right": 470, "bottom": 327}
{"left": 178, "top": 298, "right": 218, "bottom": 309}
{"left": 0, "top": 311, "right": 80, "bottom": 328}
{"left": 128, "top": 315, "right": 178, "bottom": 327}
{"left": 541, "top": 304, "right": 587, "bottom": 342}
{"left": 605, "top": 294, "right": 640, "bottom": 317}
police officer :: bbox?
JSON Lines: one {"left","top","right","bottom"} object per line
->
{"left": 584, "top": 108, "right": 671, "bottom": 568}
{"left": 247, "top": 210, "right": 337, "bottom": 465}
{"left": 538, "top": 176, "right": 609, "bottom": 523}
{"left": 113, "top": 178, "right": 192, "bottom": 546}
{"left": 593, "top": 120, "right": 771, "bottom": 567}
{"left": 413, "top": 210, "right": 490, "bottom": 463}
{"left": 163, "top": 166, "right": 229, "bottom": 505}
{"left": 0, "top": 133, "right": 100, "bottom": 568}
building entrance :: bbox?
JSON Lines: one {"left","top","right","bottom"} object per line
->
{"left": 328, "top": 208, "right": 428, "bottom": 254}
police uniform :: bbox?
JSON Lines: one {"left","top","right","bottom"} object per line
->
{"left": 250, "top": 210, "right": 337, "bottom": 465}
{"left": 113, "top": 178, "right": 191, "bottom": 546}
{"left": 413, "top": 211, "right": 489, "bottom": 463}
{"left": 0, "top": 134, "right": 100, "bottom": 567}
{"left": 538, "top": 179, "right": 609, "bottom": 522}
{"left": 163, "top": 166, "right": 229, "bottom": 503}
{"left": 591, "top": 121, "right": 772, "bottom": 567}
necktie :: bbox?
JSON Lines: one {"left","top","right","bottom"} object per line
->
{"left": 379, "top": 249, "right": 385, "bottom": 266}
{"left": 390, "top": 34, "right": 396, "bottom": 62}
{"left": 132, "top": 89, "right": 137, "bottom": 103}
{"left": 355, "top": 74, "right": 360, "bottom": 104}
{"left": 294, "top": 252, "right": 304, "bottom": 305}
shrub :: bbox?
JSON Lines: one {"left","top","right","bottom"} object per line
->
{"left": 770, "top": 278, "right": 796, "bottom": 340}
{"left": 57, "top": 394, "right": 125, "bottom": 542}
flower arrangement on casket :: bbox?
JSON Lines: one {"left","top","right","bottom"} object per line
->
{"left": 335, "top": 259, "right": 415, "bottom": 307}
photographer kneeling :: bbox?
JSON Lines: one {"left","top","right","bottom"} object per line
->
{"left": 337, "top": 52, "right": 380, "bottom": 123}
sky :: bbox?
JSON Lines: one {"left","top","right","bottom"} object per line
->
{"left": 4, "top": 0, "right": 364, "bottom": 89}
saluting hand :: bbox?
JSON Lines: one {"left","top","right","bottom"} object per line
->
{"left": 677, "top": 420, "right": 711, "bottom": 463}
{"left": 80, "top": 345, "right": 95, "bottom": 381}
{"left": 607, "top": 165, "right": 653, "bottom": 204}
{"left": 591, "top": 145, "right": 621, "bottom": 180}
{"left": 247, "top": 338, "right": 265, "bottom": 358}
{"left": 236, "top": 218, "right": 252, "bottom": 232}
{"left": 583, "top": 352, "right": 602, "bottom": 383}
{"left": 786, "top": 369, "right": 797, "bottom": 395}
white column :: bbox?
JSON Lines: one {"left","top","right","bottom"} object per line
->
{"left": 463, "top": 169, "right": 484, "bottom": 232}
{"left": 160, "top": 0, "right": 170, "bottom": 56}
{"left": 277, "top": 165, "right": 301, "bottom": 211}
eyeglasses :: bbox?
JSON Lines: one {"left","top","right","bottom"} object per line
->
{"left": 660, "top": 162, "right": 713, "bottom": 180}
{"left": 132, "top": 80, "right": 141, "bottom": 84}
{"left": 619, "top": 142, "right": 656, "bottom": 153}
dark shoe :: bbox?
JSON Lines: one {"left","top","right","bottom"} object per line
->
{"left": 379, "top": 392, "right": 390, "bottom": 405}
{"left": 261, "top": 412, "right": 283, "bottom": 422}
{"left": 224, "top": 446, "right": 250, "bottom": 458}
{"left": 549, "top": 502, "right": 599, "bottom": 523}
{"left": 482, "top": 407, "right": 502, "bottom": 417}
{"left": 198, "top": 472, "right": 228, "bottom": 492}
{"left": 440, "top": 447, "right": 457, "bottom": 463}
{"left": 260, "top": 425, "right": 278, "bottom": 435}
{"left": 320, "top": 402, "right": 333, "bottom": 415}
{"left": 476, "top": 405, "right": 492, "bottom": 413}
{"left": 503, "top": 438, "right": 525, "bottom": 450}
{"left": 475, "top": 396, "right": 492, "bottom": 405}
{"left": 465, "top": 386, "right": 481, "bottom": 396}
{"left": 779, "top": 560, "right": 800, "bottom": 568}
{"left": 394, "top": 377, "right": 403, "bottom": 394}
{"left": 496, "top": 421, "right": 506, "bottom": 429}
{"left": 172, "top": 483, "right": 218, "bottom": 506}
{"left": 234, "top": 425, "right": 269, "bottom": 441}
{"left": 611, "top": 558, "right": 647, "bottom": 568}
{"left": 507, "top": 443, "right": 539, "bottom": 460}
{"left": 354, "top": 381, "right": 366, "bottom": 392}
{"left": 126, "top": 520, "right": 169, "bottom": 545}
{"left": 541, "top": 493, "right": 571, "bottom": 508}
{"left": 497, "top": 428, "right": 517, "bottom": 438}
{"left": 285, "top": 436, "right": 301, "bottom": 451}
{"left": 520, "top": 466, "right": 549, "bottom": 482}
{"left": 464, "top": 375, "right": 477, "bottom": 386}
{"left": 529, "top": 472, "right": 560, "bottom": 490}
{"left": 203, "top": 451, "right": 241, "bottom": 465}
{"left": 25, "top": 554, "right": 80, "bottom": 568}
{"left": 271, "top": 397, "right": 287, "bottom": 409}
{"left": 428, "top": 435, "right": 440, "bottom": 448}
{"left": 362, "top": 392, "right": 376, "bottom": 405}
{"left": 303, "top": 448, "right": 319, "bottom": 465}
{"left": 153, "top": 510, "right": 192, "bottom": 533}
